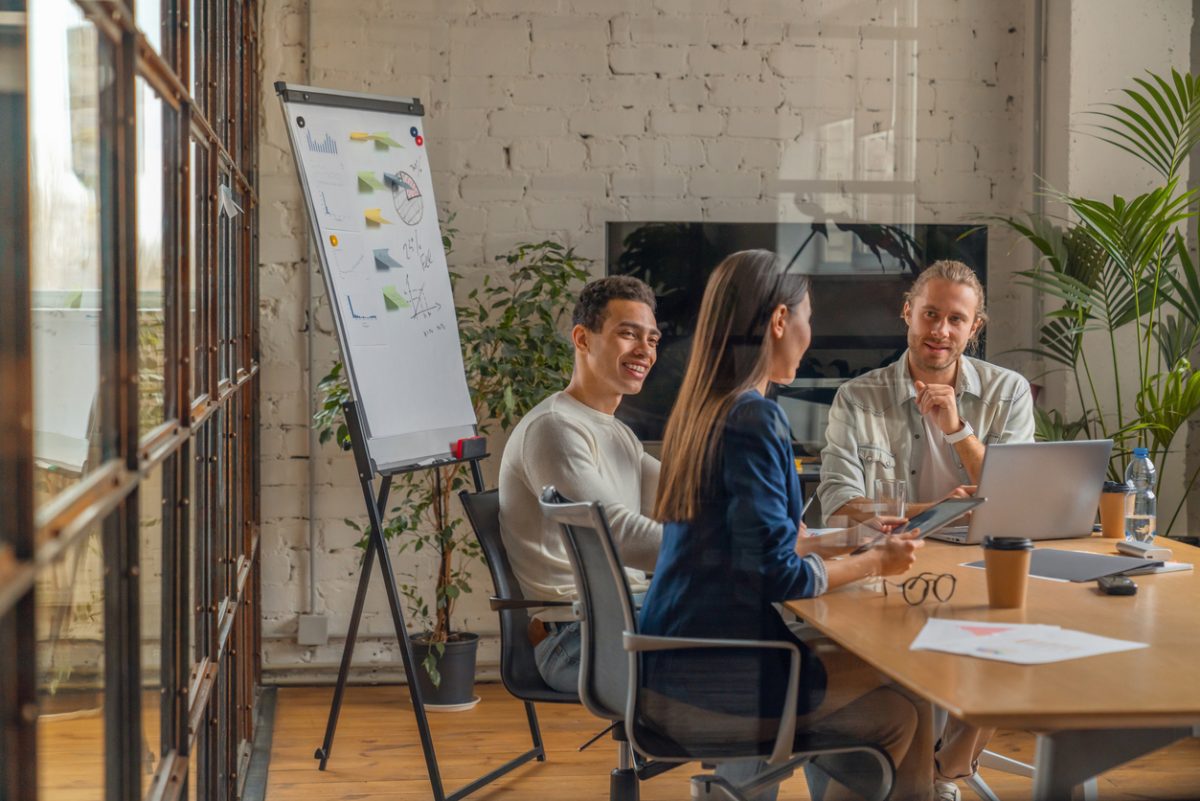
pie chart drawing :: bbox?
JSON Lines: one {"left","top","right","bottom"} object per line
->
{"left": 390, "top": 170, "right": 424, "bottom": 226}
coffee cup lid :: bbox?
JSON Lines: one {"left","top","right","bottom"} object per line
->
{"left": 982, "top": 536, "right": 1033, "bottom": 550}
{"left": 1102, "top": 480, "right": 1132, "bottom": 493}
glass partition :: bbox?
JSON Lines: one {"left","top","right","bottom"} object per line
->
{"left": 216, "top": 172, "right": 233, "bottom": 383}
{"left": 15, "top": 3, "right": 262, "bottom": 801}
{"left": 28, "top": 0, "right": 106, "bottom": 514}
{"left": 137, "top": 76, "right": 167, "bottom": 437}
{"left": 36, "top": 534, "right": 106, "bottom": 801}
{"left": 189, "top": 137, "right": 202, "bottom": 398}
{"left": 135, "top": 0, "right": 161, "bottom": 55}
{"left": 138, "top": 464, "right": 165, "bottom": 795}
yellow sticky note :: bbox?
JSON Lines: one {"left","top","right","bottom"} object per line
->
{"left": 350, "top": 132, "right": 371, "bottom": 141}
{"left": 364, "top": 208, "right": 392, "bottom": 225}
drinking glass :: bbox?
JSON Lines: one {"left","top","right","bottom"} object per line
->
{"left": 873, "top": 478, "right": 907, "bottom": 518}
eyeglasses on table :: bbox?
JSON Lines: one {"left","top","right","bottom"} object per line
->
{"left": 882, "top": 572, "right": 956, "bottom": 605}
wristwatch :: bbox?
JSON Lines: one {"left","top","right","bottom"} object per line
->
{"left": 943, "top": 421, "right": 975, "bottom": 444}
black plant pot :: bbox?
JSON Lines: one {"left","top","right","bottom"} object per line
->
{"left": 410, "top": 632, "right": 479, "bottom": 707}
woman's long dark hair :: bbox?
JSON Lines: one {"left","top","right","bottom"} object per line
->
{"left": 655, "top": 250, "right": 810, "bottom": 522}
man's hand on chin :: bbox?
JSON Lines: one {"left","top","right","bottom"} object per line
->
{"left": 914, "top": 379, "right": 962, "bottom": 435}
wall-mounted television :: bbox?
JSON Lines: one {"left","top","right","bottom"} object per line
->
{"left": 606, "top": 222, "right": 988, "bottom": 454}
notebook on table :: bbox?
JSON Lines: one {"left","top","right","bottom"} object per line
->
{"left": 963, "top": 548, "right": 1162, "bottom": 582}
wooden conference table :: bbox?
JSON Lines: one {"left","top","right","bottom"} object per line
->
{"left": 783, "top": 536, "right": 1200, "bottom": 800}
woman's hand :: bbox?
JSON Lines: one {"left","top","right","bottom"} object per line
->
{"left": 798, "top": 517, "right": 909, "bottom": 559}
{"left": 864, "top": 515, "right": 906, "bottom": 533}
{"left": 793, "top": 522, "right": 814, "bottom": 556}
{"left": 874, "top": 529, "right": 923, "bottom": 576}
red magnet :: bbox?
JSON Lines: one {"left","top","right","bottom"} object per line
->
{"left": 415, "top": 135, "right": 424, "bottom": 147}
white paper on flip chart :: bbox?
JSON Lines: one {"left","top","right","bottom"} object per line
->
{"left": 910, "top": 618, "right": 1148, "bottom": 665}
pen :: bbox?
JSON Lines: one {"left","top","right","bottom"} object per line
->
{"left": 801, "top": 495, "right": 815, "bottom": 519}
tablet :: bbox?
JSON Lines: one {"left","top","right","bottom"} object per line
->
{"left": 850, "top": 497, "right": 987, "bottom": 554}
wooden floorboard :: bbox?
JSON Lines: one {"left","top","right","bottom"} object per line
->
{"left": 266, "top": 684, "right": 1200, "bottom": 800}
{"left": 38, "top": 690, "right": 163, "bottom": 801}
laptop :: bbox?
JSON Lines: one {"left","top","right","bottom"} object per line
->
{"left": 930, "top": 440, "right": 1113, "bottom": 544}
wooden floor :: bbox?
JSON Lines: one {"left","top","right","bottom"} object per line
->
{"left": 38, "top": 690, "right": 162, "bottom": 801}
{"left": 267, "top": 684, "right": 1200, "bottom": 800}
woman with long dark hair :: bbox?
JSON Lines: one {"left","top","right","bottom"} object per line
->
{"left": 640, "top": 250, "right": 936, "bottom": 800}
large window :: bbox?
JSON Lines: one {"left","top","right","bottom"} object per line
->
{"left": 1, "top": 3, "right": 262, "bottom": 801}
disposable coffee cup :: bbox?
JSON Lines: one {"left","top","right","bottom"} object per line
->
{"left": 981, "top": 536, "right": 1033, "bottom": 609}
{"left": 1099, "top": 481, "right": 1133, "bottom": 539}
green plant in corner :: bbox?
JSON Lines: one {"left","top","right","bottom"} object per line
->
{"left": 993, "top": 68, "right": 1200, "bottom": 535}
{"left": 314, "top": 232, "right": 589, "bottom": 685}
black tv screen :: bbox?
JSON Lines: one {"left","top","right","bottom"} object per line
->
{"left": 606, "top": 222, "right": 988, "bottom": 454}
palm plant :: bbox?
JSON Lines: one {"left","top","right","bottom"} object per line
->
{"left": 994, "top": 68, "right": 1200, "bottom": 534}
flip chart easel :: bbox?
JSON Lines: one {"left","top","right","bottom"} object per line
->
{"left": 275, "top": 82, "right": 546, "bottom": 801}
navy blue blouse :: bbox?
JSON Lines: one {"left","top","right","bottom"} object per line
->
{"left": 639, "top": 391, "right": 827, "bottom": 718}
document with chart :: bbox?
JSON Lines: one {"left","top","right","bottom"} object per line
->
{"left": 910, "top": 618, "right": 1147, "bottom": 665}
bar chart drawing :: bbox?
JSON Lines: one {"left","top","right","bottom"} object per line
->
{"left": 307, "top": 129, "right": 338, "bottom": 155}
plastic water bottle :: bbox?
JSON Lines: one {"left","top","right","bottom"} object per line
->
{"left": 1124, "top": 448, "right": 1157, "bottom": 542}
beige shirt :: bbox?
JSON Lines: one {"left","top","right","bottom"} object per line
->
{"left": 818, "top": 352, "right": 1035, "bottom": 522}
{"left": 498, "top": 391, "right": 662, "bottom": 621}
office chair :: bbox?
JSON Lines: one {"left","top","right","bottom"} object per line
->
{"left": 459, "top": 489, "right": 577, "bottom": 771}
{"left": 460, "top": 489, "right": 676, "bottom": 800}
{"left": 539, "top": 487, "right": 895, "bottom": 801}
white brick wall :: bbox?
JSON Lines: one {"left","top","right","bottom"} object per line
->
{"left": 259, "top": 0, "right": 1038, "bottom": 680}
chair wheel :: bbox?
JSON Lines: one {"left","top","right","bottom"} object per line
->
{"left": 610, "top": 767, "right": 639, "bottom": 801}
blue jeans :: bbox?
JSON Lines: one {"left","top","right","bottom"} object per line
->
{"left": 533, "top": 621, "right": 583, "bottom": 694}
{"left": 534, "top": 593, "right": 646, "bottom": 693}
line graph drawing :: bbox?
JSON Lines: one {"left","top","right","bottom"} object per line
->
{"left": 318, "top": 189, "right": 351, "bottom": 226}
{"left": 405, "top": 274, "right": 442, "bottom": 320}
{"left": 329, "top": 233, "right": 365, "bottom": 275}
{"left": 312, "top": 170, "right": 353, "bottom": 229}
{"left": 347, "top": 295, "right": 377, "bottom": 320}
{"left": 333, "top": 249, "right": 364, "bottom": 276}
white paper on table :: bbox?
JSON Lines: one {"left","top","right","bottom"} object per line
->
{"left": 1122, "top": 561, "right": 1193, "bottom": 576}
{"left": 910, "top": 618, "right": 1147, "bottom": 664}
{"left": 932, "top": 627, "right": 1147, "bottom": 664}
{"left": 909, "top": 618, "right": 1061, "bottom": 652}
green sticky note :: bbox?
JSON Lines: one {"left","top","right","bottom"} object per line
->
{"left": 382, "top": 285, "right": 409, "bottom": 310}
{"left": 64, "top": 289, "right": 83, "bottom": 309}
{"left": 372, "top": 133, "right": 404, "bottom": 148}
{"left": 357, "top": 171, "right": 385, "bottom": 190}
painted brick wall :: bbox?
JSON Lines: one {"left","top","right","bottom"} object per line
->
{"left": 258, "top": 0, "right": 1037, "bottom": 680}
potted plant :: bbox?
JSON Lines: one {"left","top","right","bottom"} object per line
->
{"left": 992, "top": 68, "right": 1200, "bottom": 535}
{"left": 315, "top": 233, "right": 588, "bottom": 705}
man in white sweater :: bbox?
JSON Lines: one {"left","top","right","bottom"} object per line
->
{"left": 499, "top": 276, "right": 663, "bottom": 692}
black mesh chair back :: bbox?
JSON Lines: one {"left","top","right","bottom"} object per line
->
{"left": 537, "top": 487, "right": 635, "bottom": 722}
{"left": 460, "top": 489, "right": 576, "bottom": 704}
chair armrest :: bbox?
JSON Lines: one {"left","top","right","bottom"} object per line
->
{"left": 489, "top": 596, "right": 573, "bottom": 611}
{"left": 622, "top": 632, "right": 801, "bottom": 767}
